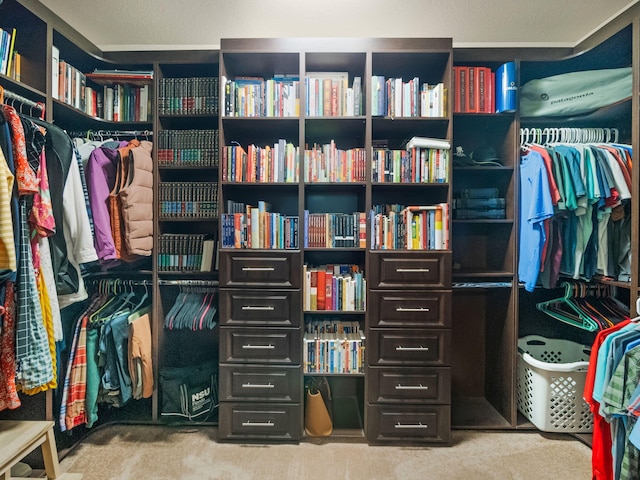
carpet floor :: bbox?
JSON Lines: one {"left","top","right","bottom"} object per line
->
{"left": 57, "top": 425, "right": 592, "bottom": 480}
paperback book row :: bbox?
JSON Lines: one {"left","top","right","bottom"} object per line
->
{"left": 372, "top": 146, "right": 449, "bottom": 183}
{"left": 303, "top": 319, "right": 366, "bottom": 374}
{"left": 452, "top": 62, "right": 516, "bottom": 113}
{"left": 158, "top": 182, "right": 219, "bottom": 219}
{"left": 305, "top": 72, "right": 363, "bottom": 117}
{"left": 222, "top": 140, "right": 300, "bottom": 183}
{"left": 305, "top": 141, "right": 366, "bottom": 182}
{"left": 0, "top": 27, "right": 19, "bottom": 80}
{"left": 371, "top": 76, "right": 446, "bottom": 117}
{"left": 221, "top": 200, "right": 299, "bottom": 249}
{"left": 370, "top": 203, "right": 450, "bottom": 250}
{"left": 157, "top": 233, "right": 218, "bottom": 272}
{"left": 221, "top": 74, "right": 300, "bottom": 117}
{"left": 304, "top": 211, "right": 367, "bottom": 249}
{"left": 157, "top": 129, "right": 219, "bottom": 167}
{"left": 303, "top": 264, "right": 366, "bottom": 312}
{"left": 158, "top": 76, "right": 219, "bottom": 115}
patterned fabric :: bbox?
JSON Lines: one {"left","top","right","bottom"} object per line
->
{"left": 65, "top": 314, "right": 88, "bottom": 431}
{"left": 73, "top": 146, "right": 94, "bottom": 237}
{"left": 0, "top": 282, "right": 20, "bottom": 411}
{"left": 2, "top": 105, "right": 37, "bottom": 196}
{"left": 15, "top": 196, "right": 54, "bottom": 392}
{"left": 0, "top": 147, "right": 16, "bottom": 272}
{"left": 601, "top": 346, "right": 640, "bottom": 480}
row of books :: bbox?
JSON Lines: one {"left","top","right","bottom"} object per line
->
{"left": 221, "top": 140, "right": 300, "bottom": 183}
{"left": 156, "top": 130, "right": 219, "bottom": 167}
{"left": 303, "top": 264, "right": 366, "bottom": 311}
{"left": 303, "top": 331, "right": 365, "bottom": 374}
{"left": 370, "top": 203, "right": 450, "bottom": 250}
{"left": 158, "top": 182, "right": 219, "bottom": 218}
{"left": 0, "top": 27, "right": 18, "bottom": 79}
{"left": 303, "top": 211, "right": 367, "bottom": 249}
{"left": 304, "top": 142, "right": 366, "bottom": 182}
{"left": 305, "top": 73, "right": 363, "bottom": 117}
{"left": 305, "top": 318, "right": 362, "bottom": 335}
{"left": 157, "top": 129, "right": 219, "bottom": 167}
{"left": 452, "top": 65, "right": 496, "bottom": 113}
{"left": 157, "top": 234, "right": 217, "bottom": 272}
{"left": 158, "top": 76, "right": 219, "bottom": 115}
{"left": 222, "top": 74, "right": 299, "bottom": 117}
{"left": 372, "top": 146, "right": 449, "bottom": 183}
{"left": 220, "top": 212, "right": 299, "bottom": 249}
{"left": 371, "top": 76, "right": 446, "bottom": 117}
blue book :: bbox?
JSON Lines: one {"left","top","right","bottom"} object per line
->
{"left": 495, "top": 61, "right": 517, "bottom": 113}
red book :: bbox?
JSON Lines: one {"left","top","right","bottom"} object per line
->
{"left": 458, "top": 67, "right": 467, "bottom": 113}
{"left": 467, "top": 67, "right": 477, "bottom": 113}
{"left": 317, "top": 270, "right": 326, "bottom": 310}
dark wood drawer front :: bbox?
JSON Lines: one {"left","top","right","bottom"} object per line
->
{"left": 220, "top": 290, "right": 301, "bottom": 327}
{"left": 220, "top": 327, "right": 301, "bottom": 364}
{"left": 220, "top": 251, "right": 301, "bottom": 288}
{"left": 368, "top": 329, "right": 450, "bottom": 366}
{"left": 219, "top": 365, "right": 301, "bottom": 402}
{"left": 366, "top": 405, "right": 450, "bottom": 444}
{"left": 219, "top": 403, "right": 301, "bottom": 441}
{"left": 368, "top": 367, "right": 450, "bottom": 404}
{"left": 369, "top": 252, "right": 451, "bottom": 289}
{"left": 369, "top": 290, "right": 451, "bottom": 328}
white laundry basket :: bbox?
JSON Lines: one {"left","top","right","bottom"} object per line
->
{"left": 516, "top": 335, "right": 593, "bottom": 433}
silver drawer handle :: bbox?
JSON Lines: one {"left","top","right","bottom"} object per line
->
{"left": 396, "top": 307, "right": 430, "bottom": 312}
{"left": 395, "top": 384, "right": 429, "bottom": 390}
{"left": 242, "top": 344, "right": 275, "bottom": 350}
{"left": 395, "top": 422, "right": 428, "bottom": 429}
{"left": 241, "top": 306, "right": 275, "bottom": 311}
{"left": 242, "top": 267, "right": 275, "bottom": 271}
{"left": 242, "top": 421, "right": 275, "bottom": 427}
{"left": 395, "top": 268, "right": 430, "bottom": 272}
{"left": 396, "top": 346, "right": 429, "bottom": 351}
{"left": 242, "top": 382, "right": 275, "bottom": 389}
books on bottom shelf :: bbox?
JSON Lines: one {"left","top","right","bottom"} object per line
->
{"left": 303, "top": 319, "right": 365, "bottom": 374}
{"left": 158, "top": 234, "right": 218, "bottom": 272}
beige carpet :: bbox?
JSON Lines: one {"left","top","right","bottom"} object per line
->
{"left": 58, "top": 425, "right": 591, "bottom": 480}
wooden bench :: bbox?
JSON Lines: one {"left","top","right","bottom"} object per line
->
{"left": 0, "top": 421, "right": 82, "bottom": 480}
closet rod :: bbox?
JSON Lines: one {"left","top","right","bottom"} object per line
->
{"left": 1, "top": 87, "right": 45, "bottom": 118}
{"left": 520, "top": 126, "right": 619, "bottom": 144}
{"left": 67, "top": 129, "right": 153, "bottom": 140}
{"left": 159, "top": 279, "right": 219, "bottom": 287}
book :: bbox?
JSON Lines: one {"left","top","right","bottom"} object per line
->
{"left": 5, "top": 28, "right": 16, "bottom": 78}
{"left": 51, "top": 45, "right": 60, "bottom": 100}
{"left": 405, "top": 136, "right": 450, "bottom": 150}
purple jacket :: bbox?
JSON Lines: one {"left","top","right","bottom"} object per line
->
{"left": 85, "top": 141, "right": 128, "bottom": 261}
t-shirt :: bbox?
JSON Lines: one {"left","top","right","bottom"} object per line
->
{"left": 518, "top": 150, "right": 555, "bottom": 292}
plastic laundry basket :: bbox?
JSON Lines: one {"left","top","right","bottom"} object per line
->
{"left": 516, "top": 335, "right": 593, "bottom": 433}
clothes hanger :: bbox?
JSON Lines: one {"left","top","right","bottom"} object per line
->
{"left": 536, "top": 281, "right": 600, "bottom": 332}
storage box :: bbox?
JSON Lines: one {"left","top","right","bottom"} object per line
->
{"left": 516, "top": 335, "right": 593, "bottom": 433}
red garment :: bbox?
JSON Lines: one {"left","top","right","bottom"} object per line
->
{"left": 0, "top": 283, "right": 20, "bottom": 411}
{"left": 65, "top": 315, "right": 89, "bottom": 431}
{"left": 584, "top": 319, "right": 630, "bottom": 480}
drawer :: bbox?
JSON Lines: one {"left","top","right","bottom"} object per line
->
{"left": 368, "top": 329, "right": 450, "bottom": 366}
{"left": 366, "top": 404, "right": 450, "bottom": 444}
{"left": 219, "top": 365, "right": 302, "bottom": 402}
{"left": 369, "top": 251, "right": 451, "bottom": 289}
{"left": 368, "top": 290, "right": 451, "bottom": 328}
{"left": 367, "top": 367, "right": 450, "bottom": 404}
{"left": 219, "top": 289, "right": 301, "bottom": 327}
{"left": 218, "top": 402, "right": 302, "bottom": 441}
{"left": 220, "top": 250, "right": 301, "bottom": 288}
{"left": 220, "top": 327, "right": 301, "bottom": 364}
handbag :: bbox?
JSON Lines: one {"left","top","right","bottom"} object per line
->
{"left": 159, "top": 361, "right": 218, "bottom": 423}
{"left": 304, "top": 377, "right": 333, "bottom": 437}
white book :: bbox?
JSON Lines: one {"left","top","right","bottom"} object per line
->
{"left": 104, "top": 86, "right": 114, "bottom": 121}
{"left": 405, "top": 136, "right": 451, "bottom": 150}
{"left": 52, "top": 45, "right": 60, "bottom": 100}
{"left": 139, "top": 84, "right": 149, "bottom": 121}
{"left": 199, "top": 239, "right": 214, "bottom": 272}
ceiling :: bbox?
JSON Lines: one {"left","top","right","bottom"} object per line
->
{"left": 37, "top": 0, "right": 639, "bottom": 52}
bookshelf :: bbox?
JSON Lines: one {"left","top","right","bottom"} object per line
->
{"left": 155, "top": 58, "right": 221, "bottom": 422}
{"left": 216, "top": 38, "right": 453, "bottom": 444}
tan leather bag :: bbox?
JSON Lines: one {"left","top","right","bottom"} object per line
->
{"left": 304, "top": 378, "right": 333, "bottom": 437}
